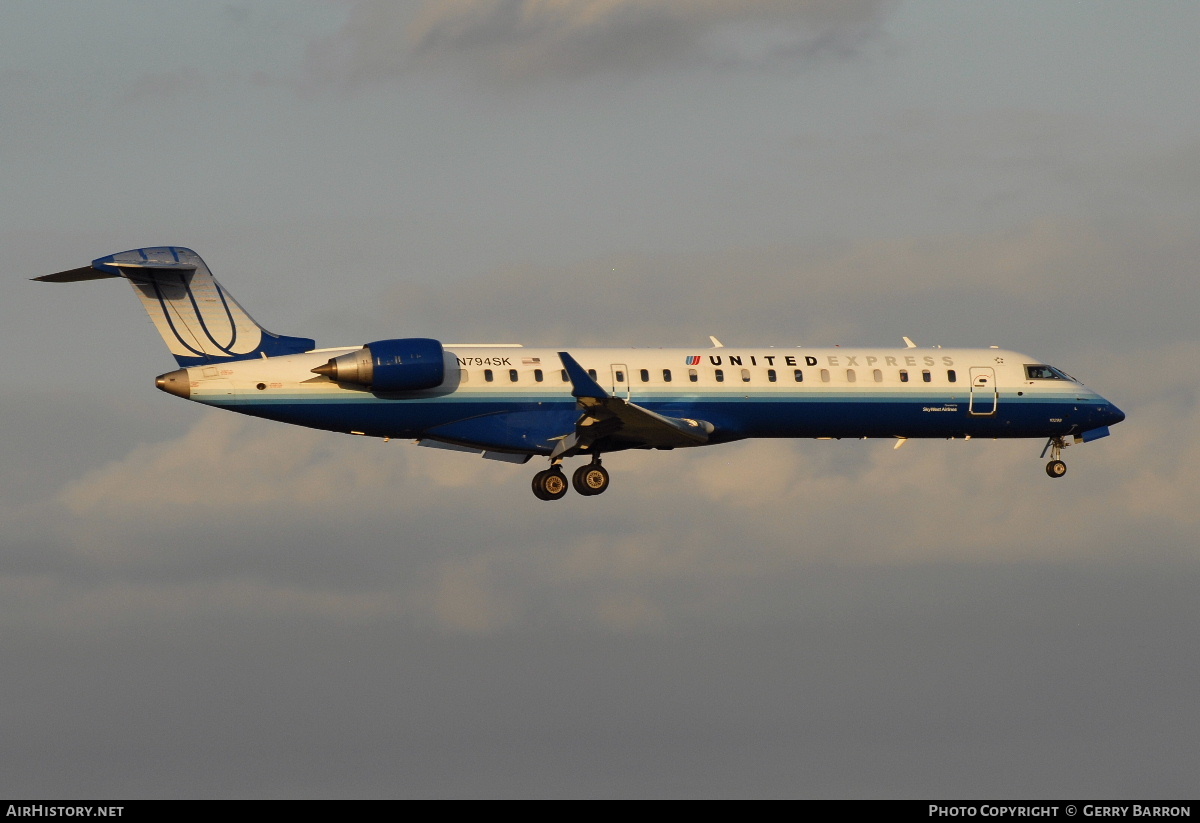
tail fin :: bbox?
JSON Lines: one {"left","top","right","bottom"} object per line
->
{"left": 36, "top": 246, "right": 315, "bottom": 366}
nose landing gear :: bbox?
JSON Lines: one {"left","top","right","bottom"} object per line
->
{"left": 1041, "top": 436, "right": 1068, "bottom": 478}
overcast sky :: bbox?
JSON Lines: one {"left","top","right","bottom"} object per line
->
{"left": 3, "top": 1, "right": 1199, "bottom": 798}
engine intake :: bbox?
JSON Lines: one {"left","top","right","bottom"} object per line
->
{"left": 313, "top": 338, "right": 444, "bottom": 392}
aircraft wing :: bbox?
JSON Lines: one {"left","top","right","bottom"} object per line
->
{"left": 552, "top": 352, "right": 714, "bottom": 458}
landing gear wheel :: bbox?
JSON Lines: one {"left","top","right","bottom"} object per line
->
{"left": 572, "top": 463, "right": 610, "bottom": 496}
{"left": 532, "top": 468, "right": 569, "bottom": 500}
{"left": 1041, "top": 437, "right": 1069, "bottom": 478}
{"left": 531, "top": 471, "right": 549, "bottom": 500}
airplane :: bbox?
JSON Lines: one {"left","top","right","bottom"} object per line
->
{"left": 37, "top": 246, "right": 1126, "bottom": 500}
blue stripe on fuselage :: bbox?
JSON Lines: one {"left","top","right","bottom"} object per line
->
{"left": 205, "top": 390, "right": 1115, "bottom": 453}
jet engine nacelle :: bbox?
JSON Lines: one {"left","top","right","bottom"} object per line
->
{"left": 313, "top": 338, "right": 444, "bottom": 392}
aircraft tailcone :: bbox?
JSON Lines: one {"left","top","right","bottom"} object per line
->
{"left": 155, "top": 369, "right": 191, "bottom": 399}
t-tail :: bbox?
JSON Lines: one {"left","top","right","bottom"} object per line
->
{"left": 35, "top": 246, "right": 315, "bottom": 366}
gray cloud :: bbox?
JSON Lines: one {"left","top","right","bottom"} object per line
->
{"left": 2, "top": 382, "right": 1196, "bottom": 795}
{"left": 307, "top": 0, "right": 893, "bottom": 86}
{"left": 115, "top": 67, "right": 209, "bottom": 107}
{"left": 355, "top": 217, "right": 1200, "bottom": 363}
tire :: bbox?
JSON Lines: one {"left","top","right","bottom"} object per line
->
{"left": 573, "top": 464, "right": 610, "bottom": 496}
{"left": 534, "top": 468, "right": 569, "bottom": 500}
{"left": 531, "top": 470, "right": 551, "bottom": 500}
{"left": 1046, "top": 460, "right": 1067, "bottom": 478}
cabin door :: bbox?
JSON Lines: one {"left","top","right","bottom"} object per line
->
{"left": 610, "top": 364, "right": 630, "bottom": 399}
{"left": 969, "top": 367, "right": 998, "bottom": 415}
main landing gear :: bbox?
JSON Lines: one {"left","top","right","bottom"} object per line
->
{"left": 531, "top": 466, "right": 569, "bottom": 500}
{"left": 572, "top": 461, "right": 610, "bottom": 497}
{"left": 532, "top": 458, "right": 610, "bottom": 500}
{"left": 1041, "top": 436, "right": 1068, "bottom": 478}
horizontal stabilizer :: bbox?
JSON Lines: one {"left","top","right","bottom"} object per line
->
{"left": 34, "top": 267, "right": 120, "bottom": 283}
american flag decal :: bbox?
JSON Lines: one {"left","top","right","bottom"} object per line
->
{"left": 685, "top": 355, "right": 701, "bottom": 366}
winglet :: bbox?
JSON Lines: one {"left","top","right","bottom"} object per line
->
{"left": 557, "top": 352, "right": 609, "bottom": 400}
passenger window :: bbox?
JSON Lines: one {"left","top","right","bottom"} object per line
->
{"left": 873, "top": 369, "right": 882, "bottom": 382}
{"left": 741, "top": 368, "right": 751, "bottom": 383}
{"left": 615, "top": 370, "right": 625, "bottom": 383}
{"left": 688, "top": 369, "right": 698, "bottom": 383}
{"left": 794, "top": 369, "right": 803, "bottom": 382}
{"left": 922, "top": 370, "right": 931, "bottom": 383}
{"left": 947, "top": 369, "right": 956, "bottom": 383}
{"left": 484, "top": 369, "right": 494, "bottom": 383}
{"left": 534, "top": 369, "right": 543, "bottom": 382}
{"left": 767, "top": 369, "right": 777, "bottom": 383}
{"left": 715, "top": 369, "right": 724, "bottom": 383}
{"left": 509, "top": 369, "right": 518, "bottom": 382}
{"left": 820, "top": 369, "right": 830, "bottom": 383}
{"left": 560, "top": 369, "right": 569, "bottom": 382}
{"left": 663, "top": 369, "right": 672, "bottom": 382}
{"left": 588, "top": 369, "right": 597, "bottom": 380}
{"left": 846, "top": 369, "right": 856, "bottom": 383}
{"left": 899, "top": 370, "right": 909, "bottom": 383}
{"left": 458, "top": 369, "right": 468, "bottom": 383}
{"left": 640, "top": 369, "right": 649, "bottom": 383}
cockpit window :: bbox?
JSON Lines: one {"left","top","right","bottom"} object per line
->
{"left": 1025, "top": 364, "right": 1073, "bottom": 381}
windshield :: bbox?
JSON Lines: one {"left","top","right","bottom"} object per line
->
{"left": 1025, "top": 364, "right": 1076, "bottom": 382}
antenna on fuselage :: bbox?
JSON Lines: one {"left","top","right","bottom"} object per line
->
{"left": 902, "top": 336, "right": 917, "bottom": 348}
{"left": 709, "top": 336, "right": 725, "bottom": 348}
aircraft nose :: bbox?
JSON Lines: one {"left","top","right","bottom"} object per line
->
{"left": 1102, "top": 402, "right": 1126, "bottom": 427}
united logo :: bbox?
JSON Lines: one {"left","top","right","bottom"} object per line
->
{"left": 685, "top": 355, "right": 701, "bottom": 366}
